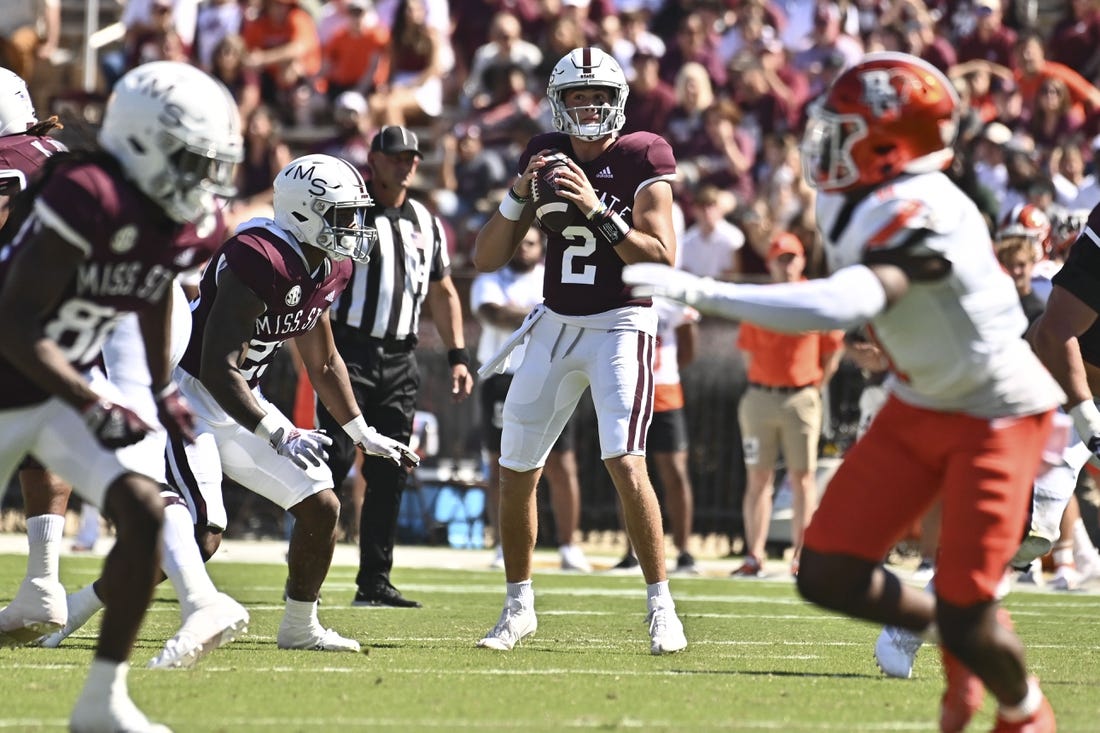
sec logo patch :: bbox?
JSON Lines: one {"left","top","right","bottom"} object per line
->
{"left": 285, "top": 285, "right": 302, "bottom": 306}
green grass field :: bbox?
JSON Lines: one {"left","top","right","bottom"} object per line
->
{"left": 1, "top": 551, "right": 1098, "bottom": 732}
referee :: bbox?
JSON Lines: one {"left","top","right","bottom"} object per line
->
{"left": 319, "top": 126, "right": 474, "bottom": 608}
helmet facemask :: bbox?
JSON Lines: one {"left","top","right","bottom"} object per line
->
{"left": 801, "top": 108, "right": 867, "bottom": 192}
{"left": 550, "top": 85, "right": 626, "bottom": 141}
{"left": 149, "top": 130, "right": 241, "bottom": 223}
{"left": 312, "top": 198, "right": 376, "bottom": 264}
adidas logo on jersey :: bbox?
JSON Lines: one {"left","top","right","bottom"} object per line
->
{"left": 595, "top": 166, "right": 613, "bottom": 179}
{"left": 325, "top": 291, "right": 336, "bottom": 302}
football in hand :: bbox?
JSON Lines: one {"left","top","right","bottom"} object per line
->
{"left": 532, "top": 152, "right": 579, "bottom": 234}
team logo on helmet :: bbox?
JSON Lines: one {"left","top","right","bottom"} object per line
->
{"left": 859, "top": 69, "right": 915, "bottom": 118}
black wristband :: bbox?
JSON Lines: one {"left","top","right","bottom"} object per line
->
{"left": 592, "top": 209, "right": 631, "bottom": 247}
{"left": 448, "top": 348, "right": 471, "bottom": 367}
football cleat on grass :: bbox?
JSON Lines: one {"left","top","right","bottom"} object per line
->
{"left": 477, "top": 601, "right": 537, "bottom": 650}
{"left": 875, "top": 625, "right": 924, "bottom": 679}
{"left": 277, "top": 625, "right": 361, "bottom": 653}
{"left": 647, "top": 606, "right": 687, "bottom": 655}
{"left": 939, "top": 647, "right": 985, "bottom": 733}
{"left": 0, "top": 577, "right": 66, "bottom": 647}
{"left": 148, "top": 593, "right": 249, "bottom": 669}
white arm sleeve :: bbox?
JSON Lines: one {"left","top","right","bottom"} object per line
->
{"left": 697, "top": 265, "right": 888, "bottom": 332}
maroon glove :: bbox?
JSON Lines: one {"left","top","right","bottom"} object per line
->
{"left": 82, "top": 399, "right": 155, "bottom": 450}
{"left": 154, "top": 382, "right": 197, "bottom": 444}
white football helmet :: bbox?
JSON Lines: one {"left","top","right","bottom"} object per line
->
{"left": 273, "top": 154, "right": 376, "bottom": 264}
{"left": 547, "top": 47, "right": 629, "bottom": 141}
{"left": 98, "top": 61, "right": 243, "bottom": 223}
{"left": 0, "top": 68, "right": 36, "bottom": 137}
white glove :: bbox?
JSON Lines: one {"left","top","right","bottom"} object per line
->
{"left": 621, "top": 263, "right": 716, "bottom": 305}
{"left": 343, "top": 416, "right": 420, "bottom": 468}
{"left": 271, "top": 427, "right": 332, "bottom": 469}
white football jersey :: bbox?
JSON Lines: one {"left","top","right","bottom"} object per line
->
{"left": 816, "top": 171, "right": 1064, "bottom": 418}
{"left": 470, "top": 264, "right": 545, "bottom": 373}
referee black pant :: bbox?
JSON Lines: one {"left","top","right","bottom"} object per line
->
{"left": 318, "top": 325, "right": 419, "bottom": 592}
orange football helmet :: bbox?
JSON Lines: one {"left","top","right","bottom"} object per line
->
{"left": 997, "top": 204, "right": 1051, "bottom": 250}
{"left": 802, "top": 52, "right": 959, "bottom": 193}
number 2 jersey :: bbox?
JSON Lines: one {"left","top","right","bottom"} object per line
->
{"left": 518, "top": 131, "right": 677, "bottom": 317}
{"left": 0, "top": 155, "right": 222, "bottom": 408}
{"left": 815, "top": 170, "right": 1063, "bottom": 418}
{"left": 178, "top": 219, "right": 352, "bottom": 387}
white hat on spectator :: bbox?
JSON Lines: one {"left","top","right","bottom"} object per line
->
{"left": 563, "top": 0, "right": 592, "bottom": 7}
{"left": 633, "top": 36, "right": 665, "bottom": 60}
{"left": 346, "top": 0, "right": 372, "bottom": 10}
{"left": 974, "top": 0, "right": 1001, "bottom": 12}
{"left": 982, "top": 122, "right": 1012, "bottom": 145}
{"left": 335, "top": 91, "right": 368, "bottom": 115}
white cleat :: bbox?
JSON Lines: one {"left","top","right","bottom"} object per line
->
{"left": 36, "top": 585, "right": 105, "bottom": 648}
{"left": 874, "top": 625, "right": 924, "bottom": 678}
{"left": 147, "top": 594, "right": 249, "bottom": 669}
{"left": 70, "top": 691, "right": 172, "bottom": 733}
{"left": 477, "top": 602, "right": 537, "bottom": 650}
{"left": 1049, "top": 565, "right": 1081, "bottom": 592}
{"left": 0, "top": 577, "right": 67, "bottom": 647}
{"left": 277, "top": 625, "right": 361, "bottom": 653}
{"left": 559, "top": 544, "right": 593, "bottom": 573}
{"left": 647, "top": 606, "right": 687, "bottom": 655}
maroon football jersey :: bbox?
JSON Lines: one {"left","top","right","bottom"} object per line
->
{"left": 518, "top": 131, "right": 677, "bottom": 316}
{"left": 179, "top": 225, "right": 352, "bottom": 388}
{"left": 0, "top": 133, "right": 66, "bottom": 197}
{"left": 0, "top": 159, "right": 223, "bottom": 408}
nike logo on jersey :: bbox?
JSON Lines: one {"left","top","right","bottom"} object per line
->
{"left": 595, "top": 166, "right": 613, "bottom": 179}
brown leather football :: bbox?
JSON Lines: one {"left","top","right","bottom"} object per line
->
{"left": 531, "top": 152, "right": 579, "bottom": 234}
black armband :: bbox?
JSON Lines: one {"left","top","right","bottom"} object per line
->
{"left": 591, "top": 208, "right": 631, "bottom": 247}
{"left": 448, "top": 348, "right": 471, "bottom": 367}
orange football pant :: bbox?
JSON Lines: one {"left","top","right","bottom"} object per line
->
{"left": 804, "top": 396, "right": 1053, "bottom": 605}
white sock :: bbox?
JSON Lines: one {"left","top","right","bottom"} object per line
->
{"left": 160, "top": 504, "right": 218, "bottom": 618}
{"left": 283, "top": 598, "right": 319, "bottom": 628}
{"left": 26, "top": 514, "right": 64, "bottom": 581}
{"left": 1052, "top": 546, "right": 1074, "bottom": 568}
{"left": 997, "top": 679, "right": 1043, "bottom": 722}
{"left": 68, "top": 583, "right": 105, "bottom": 624}
{"left": 1073, "top": 519, "right": 1099, "bottom": 557}
{"left": 82, "top": 657, "right": 128, "bottom": 700}
{"left": 505, "top": 580, "right": 533, "bottom": 609}
{"left": 646, "top": 580, "right": 673, "bottom": 612}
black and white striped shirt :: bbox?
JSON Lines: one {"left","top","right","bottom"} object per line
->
{"left": 331, "top": 195, "right": 449, "bottom": 341}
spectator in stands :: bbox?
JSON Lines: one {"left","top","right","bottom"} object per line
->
{"left": 717, "top": 5, "right": 773, "bottom": 68}
{"left": 560, "top": 0, "right": 602, "bottom": 43}
{"left": 210, "top": 34, "right": 262, "bottom": 129}
{"left": 106, "top": 0, "right": 200, "bottom": 85}
{"left": 792, "top": 3, "right": 863, "bottom": 78}
{"left": 879, "top": 18, "right": 956, "bottom": 74}
{"left": 621, "top": 41, "right": 676, "bottom": 136}
{"left": 226, "top": 105, "right": 292, "bottom": 231}
{"left": 666, "top": 62, "right": 714, "bottom": 160}
{"left": 126, "top": 0, "right": 190, "bottom": 70}
{"left": 321, "top": 0, "right": 390, "bottom": 102}
{"left": 679, "top": 99, "right": 757, "bottom": 204}
{"left": 1048, "top": 0, "right": 1100, "bottom": 84}
{"left": 437, "top": 123, "right": 510, "bottom": 252}
{"left": 1049, "top": 141, "right": 1091, "bottom": 207}
{"left": 727, "top": 52, "right": 797, "bottom": 146}
{"left": 316, "top": 0, "right": 354, "bottom": 45}
{"left": 534, "top": 16, "right": 588, "bottom": 83}
{"left": 462, "top": 62, "right": 544, "bottom": 148}
{"left": 463, "top": 12, "right": 543, "bottom": 111}
{"left": 758, "top": 132, "right": 814, "bottom": 230}
{"left": 956, "top": 0, "right": 1017, "bottom": 68}
{"left": 972, "top": 121, "right": 1012, "bottom": 204}
{"left": 679, "top": 185, "right": 744, "bottom": 281}
{"left": 242, "top": 0, "right": 322, "bottom": 126}
{"left": 312, "top": 91, "right": 373, "bottom": 175}
{"left": 1013, "top": 31, "right": 1100, "bottom": 119}
{"left": 732, "top": 232, "right": 845, "bottom": 578}
{"left": 1027, "top": 78, "right": 1084, "bottom": 156}
{"left": 731, "top": 199, "right": 775, "bottom": 280}
{"left": 659, "top": 11, "right": 726, "bottom": 90}
{"left": 0, "top": 0, "right": 59, "bottom": 85}
{"left": 193, "top": 0, "right": 244, "bottom": 71}
{"left": 369, "top": 0, "right": 450, "bottom": 127}
{"left": 618, "top": 6, "right": 666, "bottom": 72}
